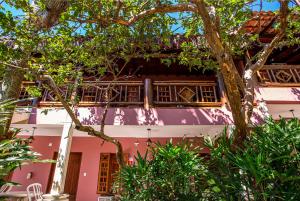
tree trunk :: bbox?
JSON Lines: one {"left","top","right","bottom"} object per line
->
{"left": 218, "top": 56, "right": 248, "bottom": 148}
{"left": 0, "top": 64, "right": 24, "bottom": 137}
{"left": 0, "top": 0, "right": 69, "bottom": 138}
{"left": 243, "top": 69, "right": 255, "bottom": 124}
{"left": 40, "top": 75, "right": 126, "bottom": 168}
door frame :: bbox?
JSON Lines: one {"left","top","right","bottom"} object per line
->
{"left": 46, "top": 152, "right": 82, "bottom": 199}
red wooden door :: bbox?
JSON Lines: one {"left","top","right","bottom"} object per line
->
{"left": 47, "top": 152, "right": 82, "bottom": 201}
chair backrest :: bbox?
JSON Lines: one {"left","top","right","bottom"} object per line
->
{"left": 0, "top": 184, "right": 12, "bottom": 193}
{"left": 98, "top": 196, "right": 114, "bottom": 201}
{"left": 26, "top": 183, "right": 43, "bottom": 201}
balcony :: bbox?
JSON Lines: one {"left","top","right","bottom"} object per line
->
{"left": 153, "top": 81, "right": 219, "bottom": 107}
{"left": 19, "top": 80, "right": 221, "bottom": 108}
{"left": 257, "top": 65, "right": 300, "bottom": 86}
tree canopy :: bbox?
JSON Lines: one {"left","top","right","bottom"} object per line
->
{"left": 0, "top": 0, "right": 299, "bottom": 150}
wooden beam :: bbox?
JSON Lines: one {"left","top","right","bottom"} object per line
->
{"left": 144, "top": 78, "right": 153, "bottom": 110}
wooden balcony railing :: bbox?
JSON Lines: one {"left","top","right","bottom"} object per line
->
{"left": 18, "top": 80, "right": 221, "bottom": 107}
{"left": 257, "top": 65, "right": 300, "bottom": 86}
{"left": 153, "top": 81, "right": 219, "bottom": 106}
{"left": 79, "top": 81, "right": 144, "bottom": 105}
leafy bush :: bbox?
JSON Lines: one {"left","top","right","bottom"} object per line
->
{"left": 0, "top": 100, "right": 50, "bottom": 189}
{"left": 115, "top": 141, "right": 208, "bottom": 201}
{"left": 0, "top": 134, "right": 43, "bottom": 187}
{"left": 116, "top": 118, "right": 300, "bottom": 201}
{"left": 206, "top": 118, "right": 300, "bottom": 201}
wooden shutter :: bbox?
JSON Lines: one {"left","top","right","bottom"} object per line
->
{"left": 97, "top": 153, "right": 128, "bottom": 195}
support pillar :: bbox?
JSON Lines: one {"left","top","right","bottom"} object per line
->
{"left": 43, "top": 70, "right": 81, "bottom": 201}
{"left": 255, "top": 88, "right": 270, "bottom": 121}
{"left": 43, "top": 116, "right": 73, "bottom": 201}
{"left": 144, "top": 78, "right": 153, "bottom": 110}
{"left": 216, "top": 72, "right": 227, "bottom": 105}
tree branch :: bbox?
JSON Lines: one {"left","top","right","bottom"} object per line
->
{"left": 294, "top": 0, "right": 300, "bottom": 6}
{"left": 243, "top": 0, "right": 289, "bottom": 122}
{"left": 76, "top": 3, "right": 197, "bottom": 26}
{"left": 33, "top": 0, "right": 69, "bottom": 29}
{"left": 248, "top": 0, "right": 289, "bottom": 73}
{"left": 40, "top": 75, "right": 125, "bottom": 167}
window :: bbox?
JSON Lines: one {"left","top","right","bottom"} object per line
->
{"left": 97, "top": 153, "right": 128, "bottom": 195}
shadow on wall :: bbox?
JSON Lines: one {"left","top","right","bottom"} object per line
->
{"left": 77, "top": 106, "right": 234, "bottom": 126}
{"left": 291, "top": 88, "right": 300, "bottom": 100}
{"left": 48, "top": 147, "right": 65, "bottom": 194}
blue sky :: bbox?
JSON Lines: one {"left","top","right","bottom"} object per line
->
{"left": 2, "top": 1, "right": 282, "bottom": 34}
{"left": 252, "top": 1, "right": 280, "bottom": 11}
{"left": 3, "top": 1, "right": 281, "bottom": 17}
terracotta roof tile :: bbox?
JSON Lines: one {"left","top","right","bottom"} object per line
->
{"left": 244, "top": 11, "right": 277, "bottom": 34}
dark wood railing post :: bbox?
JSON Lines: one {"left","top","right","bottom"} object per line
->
{"left": 217, "top": 73, "right": 227, "bottom": 105}
{"left": 144, "top": 78, "right": 153, "bottom": 110}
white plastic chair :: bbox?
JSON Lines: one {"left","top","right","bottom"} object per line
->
{"left": 98, "top": 196, "right": 114, "bottom": 201}
{"left": 26, "top": 183, "right": 43, "bottom": 201}
{"left": 0, "top": 184, "right": 12, "bottom": 193}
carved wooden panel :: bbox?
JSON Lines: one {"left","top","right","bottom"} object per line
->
{"left": 153, "top": 82, "right": 218, "bottom": 105}
{"left": 36, "top": 80, "right": 220, "bottom": 106}
{"left": 258, "top": 65, "right": 300, "bottom": 85}
{"left": 19, "top": 82, "right": 37, "bottom": 100}
{"left": 177, "top": 86, "right": 197, "bottom": 102}
{"left": 81, "top": 82, "right": 143, "bottom": 104}
{"left": 42, "top": 86, "right": 70, "bottom": 102}
{"left": 81, "top": 85, "right": 98, "bottom": 102}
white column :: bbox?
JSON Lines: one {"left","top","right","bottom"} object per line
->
{"left": 255, "top": 87, "right": 270, "bottom": 121}
{"left": 50, "top": 116, "right": 73, "bottom": 195}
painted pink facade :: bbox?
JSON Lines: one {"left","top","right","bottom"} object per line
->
{"left": 11, "top": 136, "right": 205, "bottom": 201}
{"left": 10, "top": 86, "right": 300, "bottom": 200}
{"left": 8, "top": 64, "right": 300, "bottom": 201}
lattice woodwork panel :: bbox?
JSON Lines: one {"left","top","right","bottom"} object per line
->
{"left": 42, "top": 86, "right": 69, "bottom": 102}
{"left": 127, "top": 86, "right": 140, "bottom": 102}
{"left": 257, "top": 70, "right": 272, "bottom": 82}
{"left": 176, "top": 86, "right": 197, "bottom": 103}
{"left": 153, "top": 82, "right": 218, "bottom": 105}
{"left": 200, "top": 86, "right": 217, "bottom": 102}
{"left": 98, "top": 153, "right": 110, "bottom": 194}
{"left": 97, "top": 153, "right": 129, "bottom": 195}
{"left": 19, "top": 86, "right": 30, "bottom": 100}
{"left": 156, "top": 86, "right": 171, "bottom": 102}
{"left": 81, "top": 86, "right": 98, "bottom": 102}
{"left": 19, "top": 83, "right": 37, "bottom": 100}
{"left": 258, "top": 67, "right": 300, "bottom": 84}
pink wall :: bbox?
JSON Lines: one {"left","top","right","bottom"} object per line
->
{"left": 11, "top": 136, "right": 206, "bottom": 201}
{"left": 257, "top": 87, "right": 300, "bottom": 102}
{"left": 30, "top": 107, "right": 234, "bottom": 126}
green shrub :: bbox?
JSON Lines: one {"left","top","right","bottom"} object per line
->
{"left": 116, "top": 118, "right": 300, "bottom": 201}
{"left": 206, "top": 118, "right": 300, "bottom": 201}
{"left": 0, "top": 100, "right": 51, "bottom": 189}
{"left": 0, "top": 134, "right": 44, "bottom": 187}
{"left": 115, "top": 141, "right": 208, "bottom": 201}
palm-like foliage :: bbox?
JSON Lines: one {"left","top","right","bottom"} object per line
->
{"left": 0, "top": 135, "right": 42, "bottom": 187}
{"left": 0, "top": 100, "right": 17, "bottom": 135}
{"left": 206, "top": 118, "right": 300, "bottom": 201}
{"left": 0, "top": 100, "right": 50, "bottom": 188}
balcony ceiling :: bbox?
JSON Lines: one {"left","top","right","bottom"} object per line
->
{"left": 12, "top": 124, "right": 224, "bottom": 139}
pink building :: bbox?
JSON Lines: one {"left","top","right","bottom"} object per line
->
{"left": 9, "top": 12, "right": 300, "bottom": 201}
